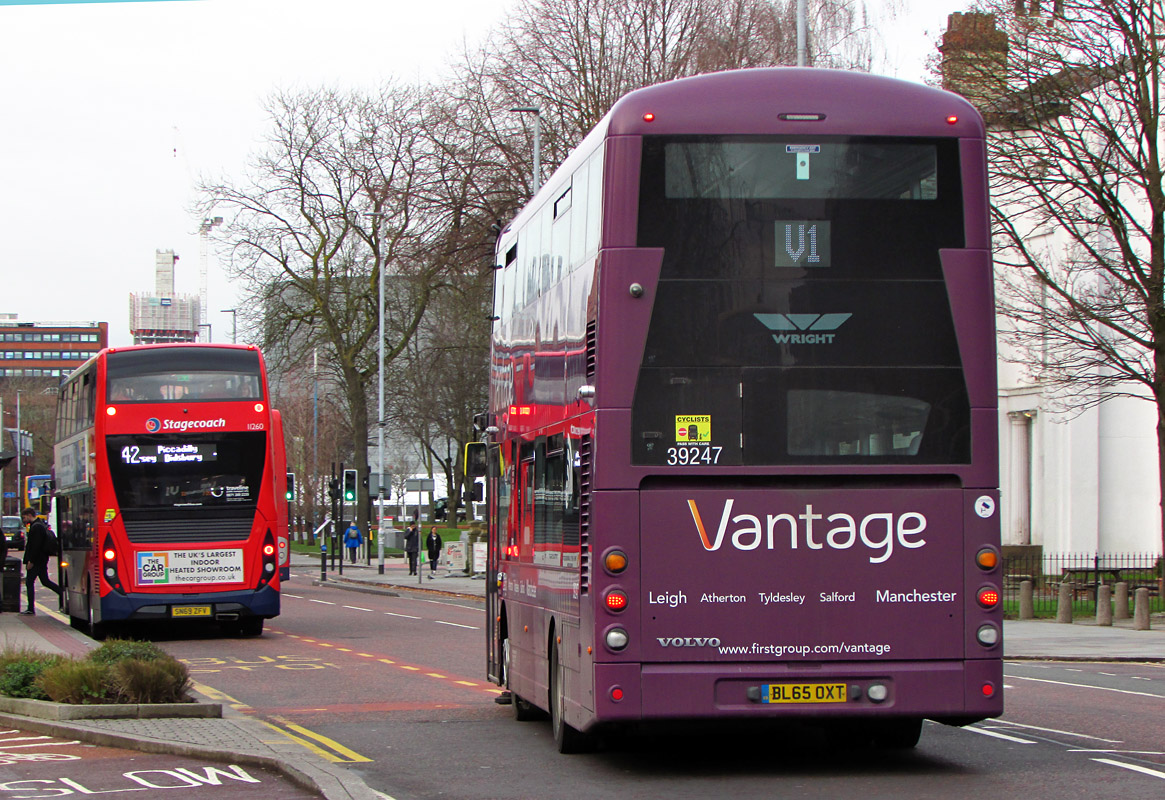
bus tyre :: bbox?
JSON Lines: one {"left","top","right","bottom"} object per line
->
{"left": 87, "top": 605, "right": 107, "bottom": 642}
{"left": 549, "top": 640, "right": 593, "bottom": 753}
{"left": 505, "top": 636, "right": 542, "bottom": 721}
{"left": 875, "top": 718, "right": 923, "bottom": 749}
{"left": 240, "top": 617, "right": 264, "bottom": 636}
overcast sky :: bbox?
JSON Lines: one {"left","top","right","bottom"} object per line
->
{"left": 0, "top": 0, "right": 970, "bottom": 347}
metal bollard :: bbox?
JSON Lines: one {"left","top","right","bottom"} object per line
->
{"left": 1019, "top": 580, "right": 1034, "bottom": 620}
{"left": 320, "top": 542, "right": 327, "bottom": 583}
{"left": 1056, "top": 581, "right": 1073, "bottom": 623}
{"left": 1095, "top": 584, "right": 1112, "bottom": 626}
{"left": 1114, "top": 582, "right": 1130, "bottom": 620}
{"left": 1133, "top": 587, "right": 1151, "bottom": 631}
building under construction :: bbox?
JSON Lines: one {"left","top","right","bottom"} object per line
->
{"left": 129, "top": 250, "right": 201, "bottom": 345}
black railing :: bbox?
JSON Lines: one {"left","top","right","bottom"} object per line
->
{"left": 1001, "top": 552, "right": 1164, "bottom": 615}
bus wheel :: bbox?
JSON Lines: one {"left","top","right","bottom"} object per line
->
{"left": 875, "top": 718, "right": 923, "bottom": 749}
{"left": 87, "top": 604, "right": 107, "bottom": 642}
{"left": 505, "top": 636, "right": 541, "bottom": 721}
{"left": 549, "top": 640, "right": 593, "bottom": 753}
{"left": 240, "top": 617, "right": 264, "bottom": 637}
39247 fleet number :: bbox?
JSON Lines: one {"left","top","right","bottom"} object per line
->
{"left": 666, "top": 446, "right": 723, "bottom": 465}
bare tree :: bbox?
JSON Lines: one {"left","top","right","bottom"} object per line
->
{"left": 201, "top": 85, "right": 443, "bottom": 534}
{"left": 951, "top": 1, "right": 1165, "bottom": 556}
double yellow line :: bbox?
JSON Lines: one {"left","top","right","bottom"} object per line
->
{"left": 193, "top": 681, "right": 371, "bottom": 763}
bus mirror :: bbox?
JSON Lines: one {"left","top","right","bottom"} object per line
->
{"left": 465, "top": 442, "right": 488, "bottom": 478}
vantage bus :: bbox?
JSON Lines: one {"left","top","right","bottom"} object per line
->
{"left": 53, "top": 343, "right": 289, "bottom": 638}
{"left": 467, "top": 68, "right": 1004, "bottom": 752}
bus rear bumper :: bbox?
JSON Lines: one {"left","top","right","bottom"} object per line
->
{"left": 101, "top": 585, "right": 280, "bottom": 622}
{"left": 592, "top": 659, "right": 1003, "bottom": 725}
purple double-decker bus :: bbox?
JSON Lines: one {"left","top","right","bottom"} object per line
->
{"left": 473, "top": 68, "right": 1002, "bottom": 752}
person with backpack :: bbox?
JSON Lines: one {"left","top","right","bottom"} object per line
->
{"left": 20, "top": 507, "right": 59, "bottom": 615}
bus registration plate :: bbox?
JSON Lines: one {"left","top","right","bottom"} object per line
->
{"left": 172, "top": 605, "right": 211, "bottom": 618}
{"left": 763, "top": 683, "right": 847, "bottom": 703}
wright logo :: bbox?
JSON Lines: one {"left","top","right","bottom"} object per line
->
{"left": 754, "top": 312, "right": 852, "bottom": 344}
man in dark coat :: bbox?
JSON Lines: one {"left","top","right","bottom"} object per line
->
{"left": 404, "top": 522, "right": 420, "bottom": 576}
{"left": 20, "top": 507, "right": 59, "bottom": 615}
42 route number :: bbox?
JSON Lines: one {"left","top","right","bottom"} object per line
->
{"left": 666, "top": 446, "right": 723, "bottom": 466}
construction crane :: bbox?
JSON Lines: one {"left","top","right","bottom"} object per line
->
{"left": 198, "top": 216, "right": 223, "bottom": 341}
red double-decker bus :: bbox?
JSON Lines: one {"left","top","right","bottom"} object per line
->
{"left": 53, "top": 344, "right": 288, "bottom": 638}
{"left": 472, "top": 68, "right": 1003, "bottom": 752}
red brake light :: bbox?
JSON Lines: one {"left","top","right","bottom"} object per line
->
{"left": 977, "top": 587, "right": 1000, "bottom": 607}
{"left": 103, "top": 549, "right": 116, "bottom": 561}
{"left": 605, "top": 590, "right": 628, "bottom": 612}
{"left": 946, "top": 115, "right": 959, "bottom": 124}
{"left": 643, "top": 113, "right": 655, "bottom": 122}
{"left": 263, "top": 544, "right": 276, "bottom": 556}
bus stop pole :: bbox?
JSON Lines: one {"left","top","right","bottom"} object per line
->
{"left": 377, "top": 486, "right": 385, "bottom": 574}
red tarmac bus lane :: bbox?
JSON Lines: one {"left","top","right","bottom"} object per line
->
{"left": 0, "top": 725, "right": 321, "bottom": 799}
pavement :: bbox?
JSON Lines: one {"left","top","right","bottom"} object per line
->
{"left": 0, "top": 549, "right": 1160, "bottom": 800}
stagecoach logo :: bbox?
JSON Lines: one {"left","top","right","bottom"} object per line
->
{"left": 753, "top": 313, "right": 852, "bottom": 345}
{"left": 144, "top": 417, "right": 227, "bottom": 433}
{"left": 138, "top": 552, "right": 169, "bottom": 584}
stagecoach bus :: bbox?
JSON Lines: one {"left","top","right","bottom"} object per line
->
{"left": 54, "top": 344, "right": 289, "bottom": 638}
{"left": 470, "top": 68, "right": 1003, "bottom": 752}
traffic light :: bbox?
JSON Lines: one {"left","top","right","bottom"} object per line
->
{"left": 285, "top": 472, "right": 296, "bottom": 502}
{"left": 328, "top": 479, "right": 341, "bottom": 501}
{"left": 343, "top": 469, "right": 358, "bottom": 503}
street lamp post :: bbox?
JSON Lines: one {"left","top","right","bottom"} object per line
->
{"left": 511, "top": 106, "right": 542, "bottom": 194}
{"left": 220, "top": 308, "right": 237, "bottom": 344}
{"left": 364, "top": 211, "right": 389, "bottom": 574}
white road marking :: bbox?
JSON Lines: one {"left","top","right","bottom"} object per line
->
{"left": 343, "top": 606, "right": 374, "bottom": 612}
{"left": 1092, "top": 759, "right": 1165, "bottom": 780}
{"left": 1005, "top": 674, "right": 1165, "bottom": 699}
{"left": 991, "top": 720, "right": 1121, "bottom": 743}
{"left": 385, "top": 612, "right": 421, "bottom": 620}
{"left": 308, "top": 599, "right": 336, "bottom": 605}
{"left": 965, "top": 726, "right": 1037, "bottom": 744}
{"left": 435, "top": 620, "right": 478, "bottom": 630}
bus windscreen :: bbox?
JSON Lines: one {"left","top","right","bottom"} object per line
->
{"left": 106, "top": 348, "right": 263, "bottom": 403}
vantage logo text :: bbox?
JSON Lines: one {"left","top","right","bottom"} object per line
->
{"left": 687, "top": 498, "right": 927, "bottom": 564}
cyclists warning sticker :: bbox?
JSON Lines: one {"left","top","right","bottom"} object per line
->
{"left": 675, "top": 415, "right": 711, "bottom": 443}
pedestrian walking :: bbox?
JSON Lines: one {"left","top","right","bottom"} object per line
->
{"left": 20, "top": 507, "right": 59, "bottom": 615}
{"left": 404, "top": 522, "right": 420, "bottom": 575}
{"left": 343, "top": 523, "right": 363, "bottom": 563}
{"left": 426, "top": 526, "right": 443, "bottom": 575}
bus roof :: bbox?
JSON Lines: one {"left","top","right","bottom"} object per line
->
{"left": 605, "top": 68, "right": 985, "bottom": 139}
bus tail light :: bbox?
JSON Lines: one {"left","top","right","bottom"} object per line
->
{"left": 976, "top": 623, "right": 1000, "bottom": 647}
{"left": 102, "top": 535, "right": 126, "bottom": 595}
{"left": 975, "top": 548, "right": 999, "bottom": 570}
{"left": 258, "top": 530, "right": 278, "bottom": 588}
{"left": 603, "top": 550, "right": 627, "bottom": 574}
{"left": 604, "top": 589, "right": 628, "bottom": 612}
{"left": 605, "top": 628, "right": 628, "bottom": 651}
{"left": 977, "top": 587, "right": 1000, "bottom": 608}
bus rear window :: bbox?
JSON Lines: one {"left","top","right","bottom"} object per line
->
{"left": 107, "top": 348, "right": 263, "bottom": 403}
{"left": 664, "top": 140, "right": 938, "bottom": 200}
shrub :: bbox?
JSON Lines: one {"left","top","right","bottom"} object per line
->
{"left": 0, "top": 648, "right": 65, "bottom": 700}
{"left": 110, "top": 658, "right": 191, "bottom": 704}
{"left": 87, "top": 638, "right": 168, "bottom": 665}
{"left": 36, "top": 661, "right": 111, "bottom": 704}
